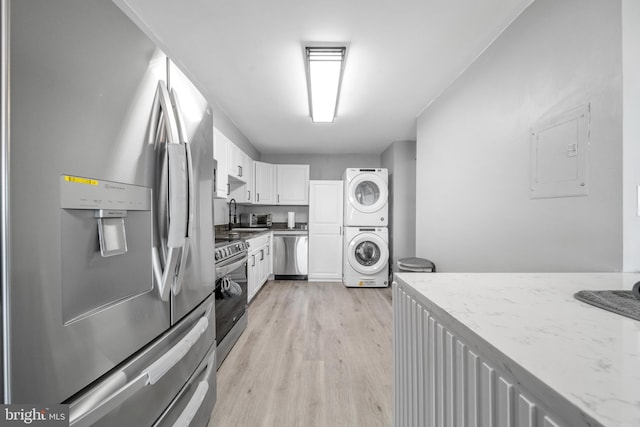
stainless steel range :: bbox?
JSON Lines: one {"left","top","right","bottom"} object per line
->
{"left": 214, "top": 239, "right": 249, "bottom": 368}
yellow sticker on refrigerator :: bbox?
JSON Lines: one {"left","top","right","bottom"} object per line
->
{"left": 64, "top": 175, "right": 98, "bottom": 186}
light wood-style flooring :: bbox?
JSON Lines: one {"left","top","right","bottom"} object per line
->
{"left": 208, "top": 280, "right": 393, "bottom": 427}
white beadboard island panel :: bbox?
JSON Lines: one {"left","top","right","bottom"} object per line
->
{"left": 393, "top": 273, "right": 640, "bottom": 427}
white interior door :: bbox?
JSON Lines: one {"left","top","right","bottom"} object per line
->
{"left": 309, "top": 180, "right": 343, "bottom": 281}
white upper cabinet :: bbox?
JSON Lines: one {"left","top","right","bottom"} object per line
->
{"left": 241, "top": 151, "right": 254, "bottom": 202}
{"left": 276, "top": 164, "right": 310, "bottom": 205}
{"left": 227, "top": 142, "right": 248, "bottom": 183}
{"left": 216, "top": 127, "right": 254, "bottom": 203}
{"left": 216, "top": 137, "right": 308, "bottom": 205}
{"left": 253, "top": 161, "right": 276, "bottom": 205}
{"left": 229, "top": 150, "right": 253, "bottom": 203}
{"left": 213, "top": 127, "right": 229, "bottom": 198}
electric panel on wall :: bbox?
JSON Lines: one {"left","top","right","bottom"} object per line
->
{"left": 529, "top": 103, "right": 590, "bottom": 199}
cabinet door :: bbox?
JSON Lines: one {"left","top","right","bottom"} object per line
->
{"left": 309, "top": 180, "right": 343, "bottom": 281}
{"left": 276, "top": 164, "right": 310, "bottom": 205}
{"left": 254, "top": 161, "right": 276, "bottom": 204}
{"left": 213, "top": 127, "right": 229, "bottom": 198}
{"left": 258, "top": 246, "right": 267, "bottom": 288}
{"left": 227, "top": 141, "right": 241, "bottom": 180}
{"left": 239, "top": 151, "right": 251, "bottom": 182}
{"left": 266, "top": 236, "right": 272, "bottom": 277}
{"left": 247, "top": 252, "right": 258, "bottom": 302}
{"left": 242, "top": 152, "right": 253, "bottom": 202}
{"left": 229, "top": 151, "right": 252, "bottom": 203}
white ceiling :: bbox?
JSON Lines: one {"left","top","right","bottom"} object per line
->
{"left": 117, "top": 0, "right": 533, "bottom": 155}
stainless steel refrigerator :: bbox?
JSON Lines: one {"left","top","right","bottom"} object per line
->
{"left": 1, "top": 0, "right": 217, "bottom": 425}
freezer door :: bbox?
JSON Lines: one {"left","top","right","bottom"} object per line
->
{"left": 68, "top": 294, "right": 216, "bottom": 427}
{"left": 167, "top": 61, "right": 216, "bottom": 324}
{"left": 6, "top": 0, "right": 171, "bottom": 403}
{"left": 152, "top": 339, "right": 217, "bottom": 427}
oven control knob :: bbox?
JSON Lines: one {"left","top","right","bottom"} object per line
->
{"left": 215, "top": 251, "right": 220, "bottom": 260}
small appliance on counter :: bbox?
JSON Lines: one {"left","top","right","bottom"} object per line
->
{"left": 240, "top": 212, "right": 272, "bottom": 228}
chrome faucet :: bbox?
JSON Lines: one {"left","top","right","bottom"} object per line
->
{"left": 228, "top": 198, "right": 237, "bottom": 230}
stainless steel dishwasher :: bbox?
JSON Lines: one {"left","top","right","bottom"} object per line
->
{"left": 273, "top": 230, "right": 308, "bottom": 279}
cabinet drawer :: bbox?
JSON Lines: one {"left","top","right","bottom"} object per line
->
{"left": 247, "top": 233, "right": 270, "bottom": 250}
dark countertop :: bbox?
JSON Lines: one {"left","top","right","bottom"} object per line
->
{"left": 270, "top": 222, "right": 308, "bottom": 231}
{"left": 216, "top": 228, "right": 270, "bottom": 241}
{"left": 215, "top": 222, "right": 308, "bottom": 241}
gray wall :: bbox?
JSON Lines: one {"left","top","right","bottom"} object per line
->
{"left": 211, "top": 107, "right": 259, "bottom": 160}
{"left": 623, "top": 0, "right": 640, "bottom": 271}
{"left": 381, "top": 141, "right": 416, "bottom": 270}
{"left": 260, "top": 153, "right": 381, "bottom": 180}
{"left": 416, "top": 0, "right": 623, "bottom": 272}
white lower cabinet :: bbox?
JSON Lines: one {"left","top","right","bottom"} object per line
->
{"left": 247, "top": 232, "right": 271, "bottom": 302}
{"left": 393, "top": 281, "right": 564, "bottom": 427}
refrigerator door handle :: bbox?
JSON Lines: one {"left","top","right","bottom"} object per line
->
{"left": 158, "top": 247, "right": 180, "bottom": 302}
{"left": 170, "top": 89, "right": 195, "bottom": 297}
{"left": 165, "top": 144, "right": 188, "bottom": 248}
{"left": 69, "top": 316, "right": 209, "bottom": 427}
{"left": 170, "top": 90, "right": 194, "bottom": 239}
{"left": 152, "top": 81, "right": 189, "bottom": 301}
{"left": 172, "top": 380, "right": 209, "bottom": 427}
{"left": 156, "top": 81, "right": 180, "bottom": 144}
{"left": 157, "top": 144, "right": 188, "bottom": 301}
{"left": 172, "top": 144, "right": 194, "bottom": 296}
{"left": 170, "top": 89, "right": 189, "bottom": 144}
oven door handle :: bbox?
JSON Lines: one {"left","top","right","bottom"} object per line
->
{"left": 215, "top": 256, "right": 247, "bottom": 277}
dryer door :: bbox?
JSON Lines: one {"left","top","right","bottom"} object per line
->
{"left": 347, "top": 233, "right": 389, "bottom": 275}
{"left": 348, "top": 173, "right": 388, "bottom": 213}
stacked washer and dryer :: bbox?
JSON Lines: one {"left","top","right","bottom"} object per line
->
{"left": 342, "top": 168, "right": 390, "bottom": 287}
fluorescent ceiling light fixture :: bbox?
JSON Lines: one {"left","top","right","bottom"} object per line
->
{"left": 304, "top": 45, "right": 348, "bottom": 123}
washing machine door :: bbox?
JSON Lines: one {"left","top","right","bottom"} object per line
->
{"left": 348, "top": 173, "right": 388, "bottom": 214}
{"left": 347, "top": 233, "right": 389, "bottom": 275}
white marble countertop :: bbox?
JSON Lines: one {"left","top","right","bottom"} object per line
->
{"left": 394, "top": 272, "right": 640, "bottom": 427}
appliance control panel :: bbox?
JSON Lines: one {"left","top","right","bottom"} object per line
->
{"left": 215, "top": 240, "right": 248, "bottom": 264}
{"left": 60, "top": 175, "right": 151, "bottom": 211}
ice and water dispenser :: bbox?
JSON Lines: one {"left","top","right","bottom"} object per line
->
{"left": 60, "top": 175, "right": 152, "bottom": 323}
